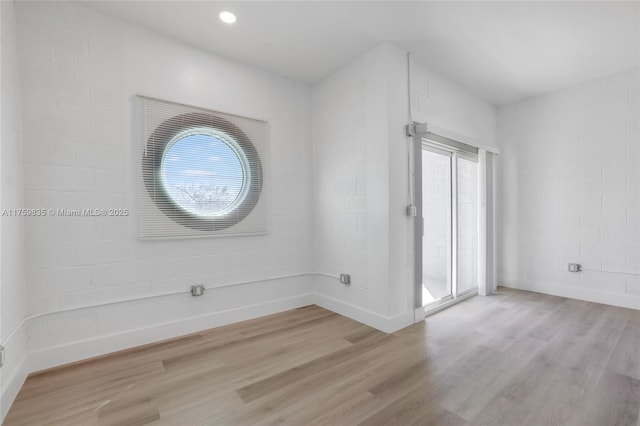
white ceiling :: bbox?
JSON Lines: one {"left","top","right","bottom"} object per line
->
{"left": 82, "top": 1, "right": 640, "bottom": 106}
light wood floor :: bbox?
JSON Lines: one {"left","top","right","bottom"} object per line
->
{"left": 5, "top": 287, "right": 640, "bottom": 426}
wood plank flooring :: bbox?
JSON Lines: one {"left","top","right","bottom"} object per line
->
{"left": 5, "top": 287, "right": 640, "bottom": 425}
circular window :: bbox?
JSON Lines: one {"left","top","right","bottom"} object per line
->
{"left": 143, "top": 112, "right": 263, "bottom": 231}
{"left": 161, "top": 128, "right": 250, "bottom": 217}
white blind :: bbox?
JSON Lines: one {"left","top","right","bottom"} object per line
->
{"left": 136, "top": 95, "right": 269, "bottom": 239}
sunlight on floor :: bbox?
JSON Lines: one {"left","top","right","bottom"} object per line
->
{"left": 422, "top": 278, "right": 448, "bottom": 306}
{"left": 422, "top": 286, "right": 435, "bottom": 304}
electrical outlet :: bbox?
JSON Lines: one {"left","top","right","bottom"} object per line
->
{"left": 0, "top": 345, "right": 5, "bottom": 368}
{"left": 568, "top": 263, "right": 581, "bottom": 273}
{"left": 191, "top": 284, "right": 205, "bottom": 296}
{"left": 340, "top": 273, "right": 351, "bottom": 285}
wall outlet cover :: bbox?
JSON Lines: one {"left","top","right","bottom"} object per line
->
{"left": 568, "top": 263, "right": 582, "bottom": 273}
{"left": 191, "top": 285, "right": 205, "bottom": 296}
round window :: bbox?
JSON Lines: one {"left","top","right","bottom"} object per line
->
{"left": 143, "top": 112, "right": 263, "bottom": 231}
{"left": 161, "top": 128, "right": 250, "bottom": 217}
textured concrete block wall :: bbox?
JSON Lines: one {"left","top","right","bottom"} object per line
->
{"left": 16, "top": 1, "right": 314, "bottom": 355}
{"left": 498, "top": 68, "right": 640, "bottom": 307}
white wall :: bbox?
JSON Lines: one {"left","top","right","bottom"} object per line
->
{"left": 312, "top": 43, "right": 401, "bottom": 331}
{"left": 0, "top": 0, "right": 29, "bottom": 419}
{"left": 498, "top": 67, "right": 640, "bottom": 309}
{"left": 410, "top": 57, "right": 497, "bottom": 150}
{"left": 16, "top": 1, "right": 314, "bottom": 373}
{"left": 312, "top": 44, "right": 497, "bottom": 331}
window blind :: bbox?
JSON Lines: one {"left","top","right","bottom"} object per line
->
{"left": 136, "top": 95, "right": 269, "bottom": 239}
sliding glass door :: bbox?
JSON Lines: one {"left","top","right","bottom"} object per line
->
{"left": 420, "top": 143, "right": 479, "bottom": 308}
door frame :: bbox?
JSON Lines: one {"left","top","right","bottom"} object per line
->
{"left": 409, "top": 123, "right": 489, "bottom": 314}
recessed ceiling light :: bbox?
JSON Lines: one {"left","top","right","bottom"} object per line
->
{"left": 219, "top": 11, "right": 236, "bottom": 24}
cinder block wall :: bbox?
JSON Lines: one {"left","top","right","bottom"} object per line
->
{"left": 16, "top": 0, "right": 314, "bottom": 370}
{"left": 498, "top": 67, "right": 640, "bottom": 308}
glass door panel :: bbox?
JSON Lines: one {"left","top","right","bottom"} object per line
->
{"left": 456, "top": 156, "right": 479, "bottom": 295}
{"left": 421, "top": 149, "right": 452, "bottom": 305}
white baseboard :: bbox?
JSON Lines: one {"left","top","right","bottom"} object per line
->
{"left": 28, "top": 293, "right": 315, "bottom": 373}
{"left": 20, "top": 290, "right": 414, "bottom": 379}
{"left": 15, "top": 277, "right": 636, "bottom": 422}
{"left": 0, "top": 289, "right": 315, "bottom": 424}
{"left": 2, "top": 289, "right": 414, "bottom": 423}
{"left": 501, "top": 280, "right": 640, "bottom": 310}
{"left": 1, "top": 354, "right": 29, "bottom": 421}
{"left": 314, "top": 293, "right": 414, "bottom": 334}
{"left": 12, "top": 289, "right": 416, "bottom": 383}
